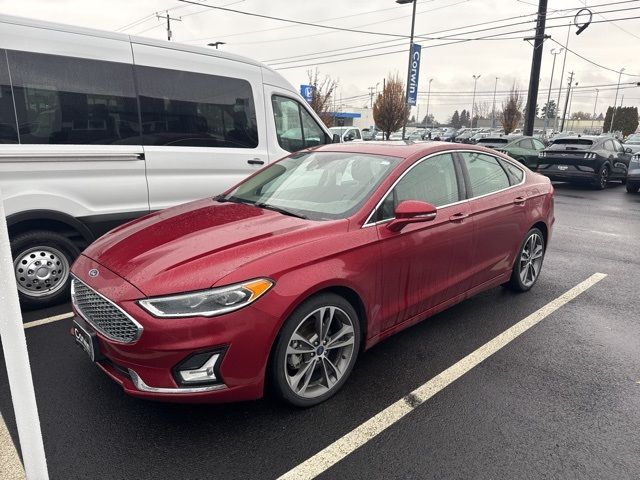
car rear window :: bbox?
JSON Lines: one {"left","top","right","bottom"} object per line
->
{"left": 550, "top": 139, "right": 593, "bottom": 147}
{"left": 479, "top": 138, "right": 509, "bottom": 144}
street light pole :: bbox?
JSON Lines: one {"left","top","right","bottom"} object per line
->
{"left": 398, "top": 0, "right": 417, "bottom": 140}
{"left": 610, "top": 67, "right": 625, "bottom": 133}
{"left": 471, "top": 74, "right": 481, "bottom": 128}
{"left": 544, "top": 48, "right": 562, "bottom": 133}
{"left": 425, "top": 78, "right": 433, "bottom": 128}
{"left": 491, "top": 77, "right": 499, "bottom": 129}
{"left": 591, "top": 88, "right": 599, "bottom": 132}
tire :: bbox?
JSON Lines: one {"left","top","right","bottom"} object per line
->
{"left": 10, "top": 230, "right": 80, "bottom": 309}
{"left": 627, "top": 183, "right": 640, "bottom": 193}
{"left": 270, "top": 293, "right": 361, "bottom": 407}
{"left": 593, "top": 165, "right": 609, "bottom": 190}
{"left": 504, "top": 228, "right": 545, "bottom": 293}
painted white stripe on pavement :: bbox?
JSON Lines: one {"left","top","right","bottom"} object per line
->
{"left": 278, "top": 273, "right": 608, "bottom": 480}
{"left": 23, "top": 312, "right": 73, "bottom": 330}
{"left": 0, "top": 412, "right": 26, "bottom": 480}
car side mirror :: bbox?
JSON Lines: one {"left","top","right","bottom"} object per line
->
{"left": 387, "top": 200, "right": 437, "bottom": 232}
{"left": 625, "top": 147, "right": 633, "bottom": 154}
{"left": 332, "top": 134, "right": 341, "bottom": 143}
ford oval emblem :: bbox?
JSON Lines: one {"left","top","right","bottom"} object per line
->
{"left": 88, "top": 269, "right": 99, "bottom": 278}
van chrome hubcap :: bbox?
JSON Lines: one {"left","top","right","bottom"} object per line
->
{"left": 285, "top": 306, "right": 355, "bottom": 399}
{"left": 519, "top": 234, "right": 544, "bottom": 287}
{"left": 14, "top": 247, "right": 69, "bottom": 297}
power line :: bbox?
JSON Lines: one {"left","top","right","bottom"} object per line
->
{"left": 176, "top": 0, "right": 413, "bottom": 38}
{"left": 550, "top": 38, "right": 640, "bottom": 76}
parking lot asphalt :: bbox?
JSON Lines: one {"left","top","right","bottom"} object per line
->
{"left": 2, "top": 182, "right": 639, "bottom": 480}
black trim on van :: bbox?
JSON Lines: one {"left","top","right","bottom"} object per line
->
{"left": 77, "top": 211, "right": 150, "bottom": 238}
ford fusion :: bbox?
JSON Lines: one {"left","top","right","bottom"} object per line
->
{"left": 70, "top": 142, "right": 554, "bottom": 407}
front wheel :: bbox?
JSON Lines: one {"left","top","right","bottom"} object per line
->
{"left": 10, "top": 230, "right": 80, "bottom": 309}
{"left": 504, "top": 228, "right": 545, "bottom": 292}
{"left": 270, "top": 293, "right": 361, "bottom": 407}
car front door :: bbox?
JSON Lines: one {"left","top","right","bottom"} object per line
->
{"left": 459, "top": 151, "right": 529, "bottom": 289}
{"left": 373, "top": 152, "right": 474, "bottom": 332}
{"left": 612, "top": 139, "right": 631, "bottom": 178}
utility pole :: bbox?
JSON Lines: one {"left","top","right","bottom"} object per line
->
{"left": 471, "top": 74, "right": 481, "bottom": 128}
{"left": 567, "top": 81, "right": 578, "bottom": 130}
{"left": 591, "top": 88, "right": 599, "bottom": 132}
{"left": 560, "top": 71, "right": 574, "bottom": 132}
{"left": 610, "top": 67, "right": 626, "bottom": 133}
{"left": 491, "top": 77, "right": 499, "bottom": 129}
{"left": 544, "top": 48, "right": 562, "bottom": 134}
{"left": 523, "top": 0, "right": 549, "bottom": 136}
{"left": 425, "top": 78, "right": 433, "bottom": 129}
{"left": 368, "top": 86, "right": 376, "bottom": 108}
{"left": 156, "top": 10, "right": 182, "bottom": 41}
{"left": 398, "top": 0, "right": 418, "bottom": 140}
{"left": 554, "top": 23, "right": 571, "bottom": 132}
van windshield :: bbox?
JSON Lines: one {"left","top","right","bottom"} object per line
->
{"left": 221, "top": 151, "right": 398, "bottom": 220}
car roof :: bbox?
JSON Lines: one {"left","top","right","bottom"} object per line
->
{"left": 310, "top": 141, "right": 486, "bottom": 159}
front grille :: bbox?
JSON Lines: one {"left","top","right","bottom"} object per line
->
{"left": 71, "top": 278, "right": 142, "bottom": 343}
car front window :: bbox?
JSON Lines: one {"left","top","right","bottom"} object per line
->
{"left": 224, "top": 151, "right": 398, "bottom": 220}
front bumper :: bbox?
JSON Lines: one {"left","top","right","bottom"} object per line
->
{"left": 70, "top": 255, "right": 281, "bottom": 403}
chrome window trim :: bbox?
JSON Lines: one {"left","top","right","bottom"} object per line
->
{"left": 362, "top": 149, "right": 526, "bottom": 228}
{"left": 128, "top": 369, "right": 227, "bottom": 394}
{"left": 71, "top": 275, "right": 144, "bottom": 344}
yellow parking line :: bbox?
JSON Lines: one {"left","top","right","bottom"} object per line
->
{"left": 23, "top": 312, "right": 73, "bottom": 330}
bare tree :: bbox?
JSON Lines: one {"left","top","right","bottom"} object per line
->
{"left": 501, "top": 84, "right": 523, "bottom": 134}
{"left": 373, "top": 73, "right": 410, "bottom": 140}
{"left": 307, "top": 68, "right": 338, "bottom": 127}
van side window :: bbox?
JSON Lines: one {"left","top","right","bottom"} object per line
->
{"left": 7, "top": 50, "right": 140, "bottom": 145}
{"left": 0, "top": 50, "right": 18, "bottom": 144}
{"left": 136, "top": 66, "right": 258, "bottom": 148}
{"left": 272, "top": 95, "right": 328, "bottom": 152}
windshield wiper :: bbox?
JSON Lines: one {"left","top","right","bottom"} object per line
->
{"left": 255, "top": 203, "right": 308, "bottom": 219}
{"left": 215, "top": 195, "right": 255, "bottom": 206}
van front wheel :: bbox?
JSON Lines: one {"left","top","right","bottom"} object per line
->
{"left": 10, "top": 230, "right": 80, "bottom": 309}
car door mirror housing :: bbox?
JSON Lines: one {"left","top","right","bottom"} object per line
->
{"left": 625, "top": 147, "right": 633, "bottom": 154}
{"left": 387, "top": 200, "right": 437, "bottom": 232}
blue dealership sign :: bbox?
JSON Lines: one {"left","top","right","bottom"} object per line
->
{"left": 300, "top": 84, "right": 314, "bottom": 103}
{"left": 407, "top": 43, "right": 421, "bottom": 106}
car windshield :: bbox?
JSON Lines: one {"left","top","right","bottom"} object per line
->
{"left": 222, "top": 151, "right": 398, "bottom": 220}
{"left": 626, "top": 135, "right": 640, "bottom": 144}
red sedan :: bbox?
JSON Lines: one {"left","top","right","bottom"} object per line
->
{"left": 70, "top": 142, "right": 554, "bottom": 407}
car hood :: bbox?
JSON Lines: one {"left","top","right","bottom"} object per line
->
{"left": 82, "top": 198, "right": 340, "bottom": 297}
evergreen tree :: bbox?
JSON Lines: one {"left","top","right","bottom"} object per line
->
{"left": 460, "top": 109, "right": 469, "bottom": 127}
{"left": 451, "top": 110, "right": 461, "bottom": 129}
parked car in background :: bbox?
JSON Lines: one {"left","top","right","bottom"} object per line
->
{"left": 538, "top": 136, "right": 632, "bottom": 189}
{"left": 407, "top": 130, "right": 426, "bottom": 141}
{"left": 495, "top": 136, "right": 546, "bottom": 169}
{"left": 626, "top": 153, "right": 640, "bottom": 193}
{"left": 454, "top": 130, "right": 475, "bottom": 143}
{"left": 0, "top": 14, "right": 332, "bottom": 308}
{"left": 70, "top": 141, "right": 554, "bottom": 406}
{"left": 624, "top": 133, "right": 640, "bottom": 154}
{"left": 362, "top": 128, "right": 376, "bottom": 141}
{"left": 469, "top": 132, "right": 491, "bottom": 144}
{"left": 476, "top": 136, "right": 518, "bottom": 149}
{"left": 389, "top": 132, "right": 404, "bottom": 140}
{"left": 329, "top": 126, "right": 363, "bottom": 143}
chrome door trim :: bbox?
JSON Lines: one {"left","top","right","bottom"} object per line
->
{"left": 362, "top": 148, "right": 526, "bottom": 228}
{"left": 0, "top": 152, "right": 144, "bottom": 162}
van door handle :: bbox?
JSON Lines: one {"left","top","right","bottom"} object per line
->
{"left": 514, "top": 196, "right": 526, "bottom": 205}
{"left": 449, "top": 212, "right": 469, "bottom": 222}
{"left": 248, "top": 159, "right": 264, "bottom": 166}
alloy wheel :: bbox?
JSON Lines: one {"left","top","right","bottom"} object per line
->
{"left": 284, "top": 306, "right": 356, "bottom": 399}
{"left": 599, "top": 167, "right": 609, "bottom": 189}
{"left": 519, "top": 233, "right": 544, "bottom": 288}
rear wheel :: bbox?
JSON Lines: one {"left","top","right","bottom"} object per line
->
{"left": 504, "top": 228, "right": 545, "bottom": 292}
{"left": 10, "top": 230, "right": 80, "bottom": 309}
{"left": 270, "top": 293, "right": 361, "bottom": 407}
{"left": 593, "top": 165, "right": 609, "bottom": 190}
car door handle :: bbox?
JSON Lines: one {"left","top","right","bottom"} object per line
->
{"left": 449, "top": 212, "right": 469, "bottom": 222}
{"left": 248, "top": 159, "right": 265, "bottom": 166}
{"left": 514, "top": 196, "right": 526, "bottom": 205}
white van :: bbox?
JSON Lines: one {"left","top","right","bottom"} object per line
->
{"left": 0, "top": 14, "right": 333, "bottom": 308}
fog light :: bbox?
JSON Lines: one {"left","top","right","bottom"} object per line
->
{"left": 173, "top": 350, "right": 224, "bottom": 386}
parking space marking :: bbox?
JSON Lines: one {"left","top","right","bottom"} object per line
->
{"left": 0, "top": 412, "right": 25, "bottom": 480}
{"left": 23, "top": 312, "right": 73, "bottom": 330}
{"left": 278, "top": 273, "right": 608, "bottom": 480}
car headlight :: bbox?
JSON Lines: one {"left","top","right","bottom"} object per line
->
{"left": 138, "top": 278, "right": 273, "bottom": 318}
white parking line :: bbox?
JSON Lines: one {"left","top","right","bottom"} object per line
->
{"left": 0, "top": 412, "right": 26, "bottom": 480}
{"left": 23, "top": 312, "right": 73, "bottom": 330}
{"left": 278, "top": 273, "right": 608, "bottom": 480}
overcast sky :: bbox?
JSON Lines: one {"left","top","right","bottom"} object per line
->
{"left": 1, "top": 0, "right": 639, "bottom": 122}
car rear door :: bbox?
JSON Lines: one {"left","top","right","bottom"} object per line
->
{"left": 458, "top": 151, "right": 528, "bottom": 289}
{"left": 131, "top": 43, "right": 269, "bottom": 210}
{"left": 372, "top": 152, "right": 474, "bottom": 332}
